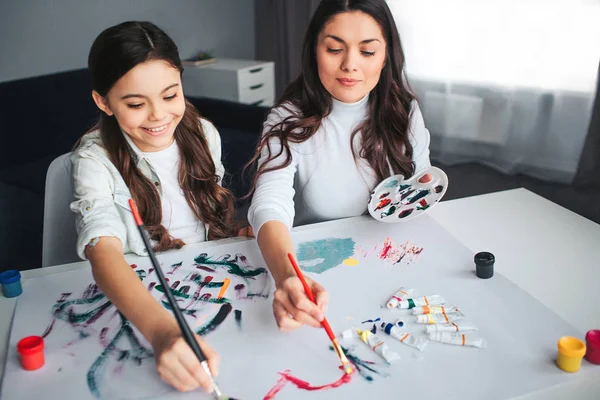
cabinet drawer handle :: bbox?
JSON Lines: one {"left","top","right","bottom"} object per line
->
{"left": 249, "top": 83, "right": 264, "bottom": 90}
{"left": 251, "top": 99, "right": 265, "bottom": 106}
{"left": 249, "top": 67, "right": 263, "bottom": 73}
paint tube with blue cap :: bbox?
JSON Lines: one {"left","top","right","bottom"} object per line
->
{"left": 424, "top": 322, "right": 478, "bottom": 333}
{"left": 381, "top": 322, "right": 429, "bottom": 351}
{"left": 397, "top": 295, "right": 445, "bottom": 309}
{"left": 385, "top": 287, "right": 414, "bottom": 309}
{"left": 356, "top": 329, "right": 401, "bottom": 363}
{"left": 412, "top": 305, "right": 459, "bottom": 315}
{"left": 416, "top": 311, "right": 465, "bottom": 324}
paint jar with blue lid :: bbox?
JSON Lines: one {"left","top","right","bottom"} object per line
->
{"left": 0, "top": 270, "right": 23, "bottom": 298}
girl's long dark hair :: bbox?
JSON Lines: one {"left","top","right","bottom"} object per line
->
{"left": 81, "top": 21, "right": 236, "bottom": 251}
{"left": 246, "top": 0, "right": 416, "bottom": 196}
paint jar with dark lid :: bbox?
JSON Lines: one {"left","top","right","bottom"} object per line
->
{"left": 474, "top": 252, "right": 494, "bottom": 279}
{"left": 0, "top": 269, "right": 23, "bottom": 297}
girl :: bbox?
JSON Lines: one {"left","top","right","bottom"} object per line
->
{"left": 247, "top": 0, "right": 432, "bottom": 331}
{"left": 71, "top": 21, "right": 233, "bottom": 393}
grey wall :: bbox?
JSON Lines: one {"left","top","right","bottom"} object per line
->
{"left": 0, "top": 0, "right": 255, "bottom": 83}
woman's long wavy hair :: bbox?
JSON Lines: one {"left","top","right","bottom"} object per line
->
{"left": 80, "top": 21, "right": 236, "bottom": 251}
{"left": 246, "top": 0, "right": 416, "bottom": 196}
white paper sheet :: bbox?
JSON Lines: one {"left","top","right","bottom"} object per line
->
{"left": 1, "top": 215, "right": 591, "bottom": 399}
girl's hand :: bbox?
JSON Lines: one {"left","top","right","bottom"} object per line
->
{"left": 151, "top": 326, "right": 220, "bottom": 392}
{"left": 272, "top": 275, "right": 329, "bottom": 331}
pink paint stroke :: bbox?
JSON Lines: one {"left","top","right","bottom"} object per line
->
{"left": 263, "top": 369, "right": 354, "bottom": 399}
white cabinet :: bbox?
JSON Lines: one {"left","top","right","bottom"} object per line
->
{"left": 183, "top": 58, "right": 275, "bottom": 107}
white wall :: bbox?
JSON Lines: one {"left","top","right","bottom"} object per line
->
{"left": 0, "top": 0, "right": 255, "bottom": 83}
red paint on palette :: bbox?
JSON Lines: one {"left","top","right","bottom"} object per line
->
{"left": 398, "top": 208, "right": 414, "bottom": 218}
{"left": 418, "top": 173, "right": 433, "bottom": 183}
{"left": 374, "top": 198, "right": 392, "bottom": 211}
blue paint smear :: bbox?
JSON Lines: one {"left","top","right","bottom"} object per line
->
{"left": 296, "top": 238, "right": 356, "bottom": 274}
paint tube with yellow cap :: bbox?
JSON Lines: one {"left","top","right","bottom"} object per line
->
{"left": 356, "top": 329, "right": 401, "bottom": 363}
{"left": 429, "top": 332, "right": 486, "bottom": 348}
{"left": 380, "top": 322, "right": 429, "bottom": 351}
{"left": 416, "top": 311, "right": 465, "bottom": 324}
{"left": 424, "top": 322, "right": 478, "bottom": 333}
{"left": 385, "top": 287, "right": 414, "bottom": 309}
{"left": 397, "top": 295, "right": 445, "bottom": 309}
{"left": 412, "top": 305, "right": 459, "bottom": 315}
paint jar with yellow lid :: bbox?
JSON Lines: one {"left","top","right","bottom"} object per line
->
{"left": 556, "top": 336, "right": 587, "bottom": 372}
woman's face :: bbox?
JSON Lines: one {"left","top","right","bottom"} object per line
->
{"left": 316, "top": 11, "right": 387, "bottom": 103}
{"left": 92, "top": 60, "right": 186, "bottom": 152}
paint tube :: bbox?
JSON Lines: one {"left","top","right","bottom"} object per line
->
{"left": 429, "top": 332, "right": 486, "bottom": 348}
{"left": 412, "top": 305, "right": 459, "bottom": 315}
{"left": 385, "top": 287, "right": 414, "bottom": 309}
{"left": 340, "top": 328, "right": 358, "bottom": 340}
{"left": 397, "top": 295, "right": 445, "bottom": 309}
{"left": 380, "top": 323, "right": 429, "bottom": 351}
{"left": 416, "top": 311, "right": 465, "bottom": 324}
{"left": 424, "top": 322, "right": 478, "bottom": 333}
{"left": 357, "top": 329, "right": 401, "bottom": 363}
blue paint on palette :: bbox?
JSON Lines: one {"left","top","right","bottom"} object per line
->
{"left": 383, "top": 180, "right": 398, "bottom": 188}
{"left": 296, "top": 238, "right": 356, "bottom": 274}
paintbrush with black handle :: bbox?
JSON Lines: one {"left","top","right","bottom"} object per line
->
{"left": 128, "top": 199, "right": 225, "bottom": 399}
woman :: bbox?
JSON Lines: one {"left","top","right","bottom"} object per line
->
{"left": 247, "top": 0, "right": 431, "bottom": 332}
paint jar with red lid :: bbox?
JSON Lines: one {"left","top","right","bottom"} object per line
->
{"left": 17, "top": 336, "right": 45, "bottom": 370}
{"left": 585, "top": 330, "right": 600, "bottom": 365}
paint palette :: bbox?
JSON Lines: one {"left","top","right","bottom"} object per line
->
{"left": 368, "top": 166, "right": 448, "bottom": 223}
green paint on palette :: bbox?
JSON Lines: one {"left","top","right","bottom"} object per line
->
{"left": 296, "top": 238, "right": 356, "bottom": 274}
{"left": 384, "top": 180, "right": 398, "bottom": 188}
{"left": 380, "top": 206, "right": 396, "bottom": 218}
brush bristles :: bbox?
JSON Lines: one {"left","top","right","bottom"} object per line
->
{"left": 332, "top": 340, "right": 353, "bottom": 375}
{"left": 343, "top": 362, "right": 354, "bottom": 375}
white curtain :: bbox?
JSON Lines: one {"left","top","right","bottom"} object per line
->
{"left": 388, "top": 0, "right": 600, "bottom": 183}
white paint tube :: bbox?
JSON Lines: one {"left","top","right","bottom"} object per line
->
{"left": 425, "top": 322, "right": 478, "bottom": 333}
{"left": 385, "top": 287, "right": 414, "bottom": 309}
{"left": 397, "top": 295, "right": 445, "bottom": 309}
{"left": 416, "top": 311, "right": 465, "bottom": 324}
{"left": 380, "top": 322, "right": 429, "bottom": 351}
{"left": 412, "top": 305, "right": 459, "bottom": 315}
{"left": 357, "top": 330, "right": 401, "bottom": 363}
{"left": 340, "top": 328, "right": 358, "bottom": 340}
{"left": 429, "top": 332, "right": 486, "bottom": 348}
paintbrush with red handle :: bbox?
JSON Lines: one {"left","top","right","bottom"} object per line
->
{"left": 287, "top": 253, "right": 353, "bottom": 375}
{"left": 128, "top": 199, "right": 225, "bottom": 399}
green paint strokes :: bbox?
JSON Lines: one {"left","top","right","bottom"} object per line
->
{"left": 87, "top": 316, "right": 153, "bottom": 398}
{"left": 194, "top": 254, "right": 266, "bottom": 277}
{"left": 296, "top": 238, "right": 355, "bottom": 274}
{"left": 327, "top": 345, "right": 388, "bottom": 381}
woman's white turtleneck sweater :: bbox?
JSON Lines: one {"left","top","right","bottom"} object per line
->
{"left": 248, "top": 94, "right": 431, "bottom": 235}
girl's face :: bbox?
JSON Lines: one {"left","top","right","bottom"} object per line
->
{"left": 316, "top": 11, "right": 387, "bottom": 104}
{"left": 92, "top": 60, "right": 185, "bottom": 152}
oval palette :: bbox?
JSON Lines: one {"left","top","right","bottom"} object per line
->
{"left": 368, "top": 166, "right": 449, "bottom": 223}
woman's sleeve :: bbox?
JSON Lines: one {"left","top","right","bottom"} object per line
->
{"left": 247, "top": 107, "right": 297, "bottom": 235}
{"left": 70, "top": 152, "right": 128, "bottom": 260}
{"left": 409, "top": 100, "right": 432, "bottom": 174}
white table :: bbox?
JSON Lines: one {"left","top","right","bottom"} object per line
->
{"left": 1, "top": 188, "right": 599, "bottom": 398}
